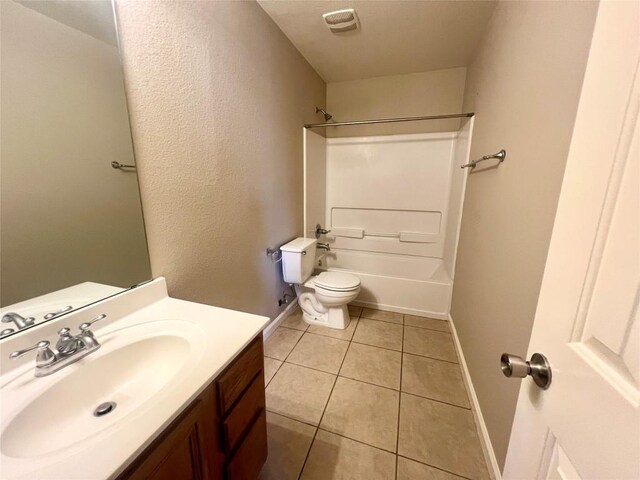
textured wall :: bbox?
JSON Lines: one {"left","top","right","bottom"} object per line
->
{"left": 1, "top": 1, "right": 150, "bottom": 306}
{"left": 115, "top": 0, "right": 325, "bottom": 318}
{"left": 451, "top": 1, "right": 598, "bottom": 469}
{"left": 326, "top": 67, "right": 467, "bottom": 137}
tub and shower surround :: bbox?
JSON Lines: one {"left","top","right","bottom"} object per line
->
{"left": 304, "top": 119, "right": 473, "bottom": 318}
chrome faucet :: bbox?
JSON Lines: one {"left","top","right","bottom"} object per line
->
{"left": 9, "top": 313, "right": 108, "bottom": 377}
{"left": 2, "top": 312, "right": 35, "bottom": 330}
{"left": 317, "top": 242, "right": 331, "bottom": 251}
{"left": 315, "top": 224, "right": 331, "bottom": 239}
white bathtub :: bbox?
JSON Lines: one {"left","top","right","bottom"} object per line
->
{"left": 318, "top": 249, "right": 452, "bottom": 319}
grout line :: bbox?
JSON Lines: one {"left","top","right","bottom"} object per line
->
{"left": 300, "top": 330, "right": 351, "bottom": 344}
{"left": 404, "top": 324, "right": 455, "bottom": 337}
{"left": 401, "top": 390, "right": 474, "bottom": 412}
{"left": 359, "top": 315, "right": 405, "bottom": 326}
{"left": 296, "top": 428, "right": 319, "bottom": 480}
{"left": 403, "top": 324, "right": 452, "bottom": 334}
{"left": 401, "top": 348, "right": 460, "bottom": 365}
{"left": 264, "top": 357, "right": 284, "bottom": 388}
{"left": 350, "top": 338, "right": 403, "bottom": 353}
{"left": 317, "top": 426, "right": 398, "bottom": 455}
{"left": 264, "top": 409, "right": 320, "bottom": 429}
{"left": 284, "top": 358, "right": 343, "bottom": 376}
{"left": 395, "top": 314, "right": 405, "bottom": 480}
{"left": 398, "top": 388, "right": 472, "bottom": 410}
{"left": 305, "top": 320, "right": 359, "bottom": 341}
{"left": 396, "top": 454, "right": 475, "bottom": 480}
{"left": 275, "top": 325, "right": 306, "bottom": 334}
{"left": 402, "top": 350, "right": 461, "bottom": 366}
{"left": 281, "top": 327, "right": 308, "bottom": 364}
{"left": 336, "top": 372, "right": 400, "bottom": 392}
{"left": 297, "top": 318, "right": 353, "bottom": 480}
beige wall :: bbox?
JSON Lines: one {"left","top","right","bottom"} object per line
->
{"left": 326, "top": 67, "right": 467, "bottom": 137}
{"left": 115, "top": 0, "right": 325, "bottom": 319}
{"left": 451, "top": 1, "right": 598, "bottom": 469}
{"left": 0, "top": 1, "right": 150, "bottom": 306}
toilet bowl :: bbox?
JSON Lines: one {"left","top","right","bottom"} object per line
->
{"left": 296, "top": 272, "right": 360, "bottom": 329}
{"left": 280, "top": 238, "right": 361, "bottom": 330}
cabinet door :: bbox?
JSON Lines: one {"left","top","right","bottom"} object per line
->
{"left": 119, "top": 387, "right": 222, "bottom": 480}
{"left": 225, "top": 410, "right": 268, "bottom": 480}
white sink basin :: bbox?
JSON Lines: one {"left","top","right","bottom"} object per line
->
{"left": 2, "top": 333, "right": 190, "bottom": 458}
{"left": 0, "top": 316, "right": 208, "bottom": 478}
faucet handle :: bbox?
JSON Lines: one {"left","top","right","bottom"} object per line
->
{"left": 79, "top": 313, "right": 107, "bottom": 333}
{"left": 9, "top": 340, "right": 56, "bottom": 366}
{"left": 1, "top": 328, "right": 15, "bottom": 337}
{"left": 56, "top": 327, "right": 79, "bottom": 354}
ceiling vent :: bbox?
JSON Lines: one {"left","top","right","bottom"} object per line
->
{"left": 322, "top": 9, "right": 360, "bottom": 33}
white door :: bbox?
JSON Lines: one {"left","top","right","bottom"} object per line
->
{"left": 503, "top": 2, "right": 640, "bottom": 479}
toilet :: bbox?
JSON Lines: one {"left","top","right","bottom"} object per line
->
{"left": 281, "top": 237, "right": 361, "bottom": 329}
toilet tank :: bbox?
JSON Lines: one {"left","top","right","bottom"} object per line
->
{"left": 280, "top": 237, "right": 317, "bottom": 284}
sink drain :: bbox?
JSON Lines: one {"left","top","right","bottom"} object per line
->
{"left": 94, "top": 401, "right": 117, "bottom": 417}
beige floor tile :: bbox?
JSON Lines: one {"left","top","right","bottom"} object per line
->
{"left": 401, "top": 354, "right": 470, "bottom": 408}
{"left": 361, "top": 307, "right": 403, "bottom": 324}
{"left": 266, "top": 363, "right": 336, "bottom": 425}
{"left": 398, "top": 393, "right": 489, "bottom": 479}
{"left": 340, "top": 343, "right": 401, "bottom": 389}
{"left": 264, "top": 357, "right": 283, "bottom": 386}
{"left": 348, "top": 304, "right": 363, "bottom": 317}
{"left": 264, "top": 327, "right": 304, "bottom": 360}
{"left": 397, "top": 456, "right": 466, "bottom": 480}
{"left": 404, "top": 315, "right": 450, "bottom": 332}
{"left": 403, "top": 326, "right": 458, "bottom": 363}
{"left": 300, "top": 430, "right": 396, "bottom": 480}
{"left": 320, "top": 377, "right": 399, "bottom": 452}
{"left": 287, "top": 333, "right": 349, "bottom": 374}
{"left": 259, "top": 412, "right": 316, "bottom": 480}
{"left": 352, "top": 318, "right": 403, "bottom": 351}
{"left": 307, "top": 317, "right": 359, "bottom": 341}
{"left": 280, "top": 309, "right": 308, "bottom": 331}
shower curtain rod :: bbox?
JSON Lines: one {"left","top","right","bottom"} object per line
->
{"left": 304, "top": 112, "right": 474, "bottom": 128}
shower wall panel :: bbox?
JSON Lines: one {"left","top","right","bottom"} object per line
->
{"left": 325, "top": 132, "right": 456, "bottom": 258}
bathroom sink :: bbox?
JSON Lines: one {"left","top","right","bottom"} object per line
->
{"left": 2, "top": 334, "right": 190, "bottom": 458}
{"left": 0, "top": 317, "right": 206, "bottom": 475}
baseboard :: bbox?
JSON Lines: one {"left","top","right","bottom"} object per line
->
{"left": 263, "top": 299, "right": 299, "bottom": 340}
{"left": 449, "top": 313, "right": 502, "bottom": 480}
{"left": 350, "top": 299, "right": 448, "bottom": 320}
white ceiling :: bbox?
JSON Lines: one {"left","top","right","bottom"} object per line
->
{"left": 257, "top": 0, "right": 497, "bottom": 83}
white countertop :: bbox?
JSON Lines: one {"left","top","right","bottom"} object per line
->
{"left": 0, "top": 278, "right": 270, "bottom": 479}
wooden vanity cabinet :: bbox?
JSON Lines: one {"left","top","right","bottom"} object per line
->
{"left": 118, "top": 335, "right": 267, "bottom": 480}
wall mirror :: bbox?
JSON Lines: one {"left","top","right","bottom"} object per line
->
{"left": 0, "top": 0, "right": 151, "bottom": 338}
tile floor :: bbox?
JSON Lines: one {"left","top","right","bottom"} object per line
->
{"left": 259, "top": 306, "right": 491, "bottom": 480}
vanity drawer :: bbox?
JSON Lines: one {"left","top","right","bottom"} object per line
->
{"left": 225, "top": 410, "right": 268, "bottom": 480}
{"left": 216, "top": 335, "right": 263, "bottom": 414}
{"left": 222, "top": 372, "right": 265, "bottom": 452}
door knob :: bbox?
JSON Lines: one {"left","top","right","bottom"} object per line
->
{"left": 500, "top": 352, "right": 552, "bottom": 389}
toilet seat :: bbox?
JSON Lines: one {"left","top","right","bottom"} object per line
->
{"left": 314, "top": 272, "right": 361, "bottom": 292}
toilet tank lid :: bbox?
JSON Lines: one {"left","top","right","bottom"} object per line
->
{"left": 280, "top": 237, "right": 317, "bottom": 253}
